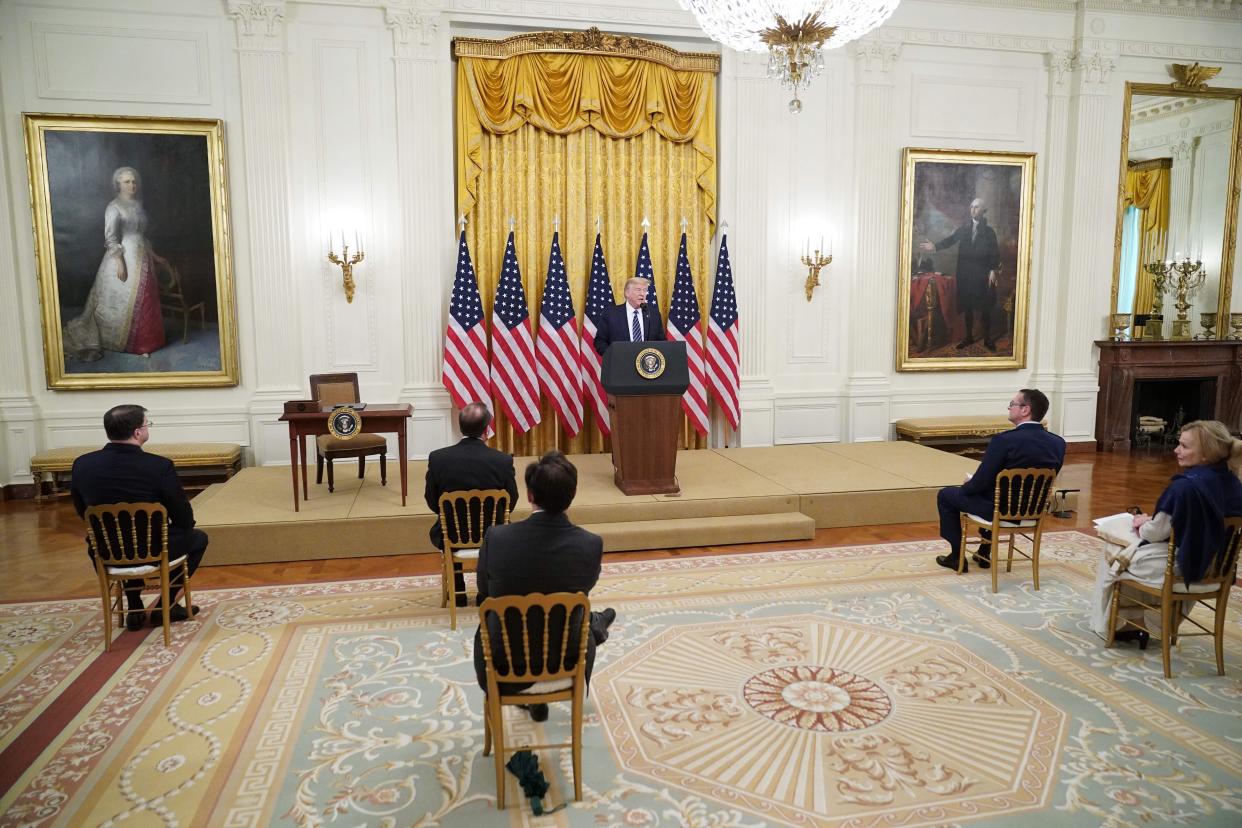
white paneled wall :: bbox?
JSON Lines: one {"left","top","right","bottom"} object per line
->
{"left": 1, "top": 0, "right": 1240, "bottom": 486}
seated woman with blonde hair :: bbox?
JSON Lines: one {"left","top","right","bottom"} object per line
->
{"left": 1090, "top": 419, "right": 1242, "bottom": 643}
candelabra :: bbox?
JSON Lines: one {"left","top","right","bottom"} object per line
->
{"left": 801, "top": 243, "right": 831, "bottom": 302}
{"left": 327, "top": 232, "right": 365, "bottom": 303}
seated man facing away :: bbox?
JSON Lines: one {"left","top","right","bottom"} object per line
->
{"left": 71, "top": 404, "right": 208, "bottom": 629}
{"left": 424, "top": 402, "right": 519, "bottom": 606}
{"left": 934, "top": 388, "right": 1066, "bottom": 572}
{"left": 472, "top": 450, "right": 617, "bottom": 722}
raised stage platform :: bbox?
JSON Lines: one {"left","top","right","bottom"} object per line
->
{"left": 193, "top": 442, "right": 977, "bottom": 565}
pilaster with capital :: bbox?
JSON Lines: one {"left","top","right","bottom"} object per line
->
{"left": 388, "top": 7, "right": 449, "bottom": 393}
{"left": 1169, "top": 138, "right": 1193, "bottom": 250}
{"left": 846, "top": 40, "right": 901, "bottom": 440}
{"left": 227, "top": 0, "right": 301, "bottom": 398}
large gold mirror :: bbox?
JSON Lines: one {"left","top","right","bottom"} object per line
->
{"left": 1111, "top": 74, "right": 1242, "bottom": 341}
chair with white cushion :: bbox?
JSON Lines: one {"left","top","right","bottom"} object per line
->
{"left": 84, "top": 502, "right": 193, "bottom": 651}
{"left": 438, "top": 489, "right": 510, "bottom": 630}
{"left": 958, "top": 467, "right": 1057, "bottom": 593}
{"left": 1107, "top": 516, "right": 1242, "bottom": 678}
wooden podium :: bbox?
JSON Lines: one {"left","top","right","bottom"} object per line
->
{"left": 602, "top": 341, "right": 689, "bottom": 495}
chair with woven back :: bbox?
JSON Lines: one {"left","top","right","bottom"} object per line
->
{"left": 958, "top": 466, "right": 1058, "bottom": 593}
{"left": 84, "top": 502, "right": 194, "bottom": 651}
{"left": 478, "top": 591, "right": 589, "bottom": 809}
{"left": 1107, "top": 516, "right": 1242, "bottom": 678}
{"left": 309, "top": 372, "right": 387, "bottom": 492}
{"left": 438, "top": 488, "right": 510, "bottom": 629}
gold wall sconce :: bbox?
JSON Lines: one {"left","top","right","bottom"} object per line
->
{"left": 801, "top": 237, "right": 831, "bottom": 301}
{"left": 327, "top": 230, "right": 365, "bottom": 303}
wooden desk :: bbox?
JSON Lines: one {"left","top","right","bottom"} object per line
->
{"left": 277, "top": 403, "right": 413, "bottom": 511}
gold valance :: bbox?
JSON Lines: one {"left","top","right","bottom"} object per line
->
{"left": 454, "top": 31, "right": 718, "bottom": 222}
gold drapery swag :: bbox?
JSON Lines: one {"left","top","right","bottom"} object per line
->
{"left": 453, "top": 32, "right": 719, "bottom": 456}
{"left": 1124, "top": 160, "right": 1171, "bottom": 329}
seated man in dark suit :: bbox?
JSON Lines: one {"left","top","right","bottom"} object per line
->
{"left": 71, "top": 404, "right": 208, "bottom": 630}
{"left": 424, "top": 402, "right": 519, "bottom": 606}
{"left": 593, "top": 276, "right": 665, "bottom": 355}
{"left": 473, "top": 451, "right": 617, "bottom": 722}
{"left": 935, "top": 388, "right": 1066, "bottom": 571}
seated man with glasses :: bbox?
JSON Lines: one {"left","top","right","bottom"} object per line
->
{"left": 71, "top": 404, "right": 209, "bottom": 630}
{"left": 934, "top": 389, "right": 1066, "bottom": 571}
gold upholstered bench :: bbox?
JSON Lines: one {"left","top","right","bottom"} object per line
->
{"left": 894, "top": 415, "right": 1047, "bottom": 454}
{"left": 29, "top": 443, "right": 243, "bottom": 504}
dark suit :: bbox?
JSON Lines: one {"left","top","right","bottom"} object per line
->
{"left": 593, "top": 301, "right": 665, "bottom": 356}
{"left": 937, "top": 422, "right": 1066, "bottom": 557}
{"left": 933, "top": 219, "right": 1000, "bottom": 341}
{"left": 472, "top": 511, "right": 604, "bottom": 694}
{"left": 424, "top": 437, "right": 519, "bottom": 550}
{"left": 70, "top": 442, "right": 209, "bottom": 585}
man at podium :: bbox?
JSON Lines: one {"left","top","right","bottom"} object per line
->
{"left": 593, "top": 277, "right": 665, "bottom": 355}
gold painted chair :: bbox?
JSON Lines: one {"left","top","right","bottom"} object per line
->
{"left": 152, "top": 253, "right": 206, "bottom": 344}
{"left": 1107, "top": 517, "right": 1242, "bottom": 678}
{"left": 309, "top": 372, "right": 387, "bottom": 492}
{"left": 438, "top": 489, "right": 510, "bottom": 630}
{"left": 958, "top": 467, "right": 1058, "bottom": 593}
{"left": 84, "top": 502, "right": 193, "bottom": 651}
{"left": 479, "top": 592, "right": 589, "bottom": 809}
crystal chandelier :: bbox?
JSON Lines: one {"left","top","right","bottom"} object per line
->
{"left": 678, "top": 1, "right": 902, "bottom": 112}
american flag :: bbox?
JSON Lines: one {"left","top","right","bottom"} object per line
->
{"left": 667, "top": 232, "right": 709, "bottom": 435}
{"left": 442, "top": 230, "right": 493, "bottom": 437}
{"left": 490, "top": 231, "right": 541, "bottom": 434}
{"left": 581, "top": 234, "right": 614, "bottom": 435}
{"left": 536, "top": 232, "right": 583, "bottom": 436}
{"left": 635, "top": 232, "right": 658, "bottom": 310}
{"left": 706, "top": 234, "right": 740, "bottom": 430}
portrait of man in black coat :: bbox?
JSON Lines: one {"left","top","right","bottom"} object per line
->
{"left": 920, "top": 197, "right": 1000, "bottom": 351}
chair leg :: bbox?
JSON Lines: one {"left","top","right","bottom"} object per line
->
{"left": 1031, "top": 527, "right": 1042, "bottom": 591}
{"left": 957, "top": 515, "right": 968, "bottom": 575}
{"left": 992, "top": 533, "right": 1000, "bottom": 594}
{"left": 358, "top": 456, "right": 365, "bottom": 480}
{"left": 572, "top": 689, "right": 583, "bottom": 801}
{"left": 101, "top": 582, "right": 115, "bottom": 653}
{"left": 159, "top": 575, "right": 172, "bottom": 648}
{"left": 326, "top": 458, "right": 335, "bottom": 493}
{"left": 1106, "top": 583, "right": 1120, "bottom": 647}
{"left": 1160, "top": 596, "right": 1173, "bottom": 679}
{"left": 1213, "top": 594, "right": 1228, "bottom": 676}
{"left": 380, "top": 453, "right": 387, "bottom": 486}
{"left": 483, "top": 703, "right": 493, "bottom": 756}
{"left": 316, "top": 453, "right": 324, "bottom": 485}
{"left": 445, "top": 553, "right": 458, "bottom": 630}
{"left": 493, "top": 705, "right": 507, "bottom": 809}
{"left": 181, "top": 567, "right": 193, "bottom": 620}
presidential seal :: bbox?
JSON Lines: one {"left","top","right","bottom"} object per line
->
{"left": 635, "top": 347, "right": 666, "bottom": 380}
{"left": 327, "top": 406, "right": 362, "bottom": 440}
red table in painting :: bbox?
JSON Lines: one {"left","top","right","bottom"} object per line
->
{"left": 277, "top": 403, "right": 413, "bottom": 512}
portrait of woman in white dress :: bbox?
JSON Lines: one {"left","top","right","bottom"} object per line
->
{"left": 62, "top": 166, "right": 166, "bottom": 361}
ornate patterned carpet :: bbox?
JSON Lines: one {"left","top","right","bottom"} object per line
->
{"left": 2, "top": 531, "right": 1240, "bottom": 827}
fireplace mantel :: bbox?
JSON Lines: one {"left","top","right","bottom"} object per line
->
{"left": 1095, "top": 341, "right": 1242, "bottom": 451}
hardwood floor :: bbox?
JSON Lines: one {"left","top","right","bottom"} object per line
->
{"left": 0, "top": 449, "right": 1177, "bottom": 604}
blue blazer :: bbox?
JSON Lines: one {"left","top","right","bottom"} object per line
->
{"left": 961, "top": 423, "right": 1066, "bottom": 499}
{"left": 593, "top": 302, "right": 665, "bottom": 355}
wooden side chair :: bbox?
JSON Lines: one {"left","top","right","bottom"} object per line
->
{"left": 309, "top": 372, "right": 387, "bottom": 492}
{"left": 1107, "top": 517, "right": 1242, "bottom": 678}
{"left": 479, "top": 592, "right": 589, "bottom": 810}
{"left": 438, "top": 488, "right": 510, "bottom": 629}
{"left": 958, "top": 467, "right": 1058, "bottom": 593}
{"left": 152, "top": 253, "right": 206, "bottom": 344}
{"left": 84, "top": 502, "right": 194, "bottom": 651}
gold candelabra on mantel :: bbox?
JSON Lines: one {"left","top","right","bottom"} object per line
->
{"left": 327, "top": 232, "right": 365, "bottom": 303}
{"left": 801, "top": 243, "right": 831, "bottom": 301}
{"left": 1144, "top": 256, "right": 1205, "bottom": 341}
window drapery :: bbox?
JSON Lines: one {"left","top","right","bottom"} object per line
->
{"left": 1124, "top": 160, "right": 1172, "bottom": 332}
{"left": 453, "top": 33, "right": 719, "bottom": 456}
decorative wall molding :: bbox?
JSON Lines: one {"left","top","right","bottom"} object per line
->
{"left": 1074, "top": 50, "right": 1117, "bottom": 92}
{"left": 31, "top": 23, "right": 211, "bottom": 104}
{"left": 909, "top": 74, "right": 1030, "bottom": 142}
{"left": 924, "top": 0, "right": 1241, "bottom": 21}
{"left": 385, "top": 7, "right": 439, "bottom": 58}
{"left": 1119, "top": 41, "right": 1242, "bottom": 62}
{"left": 228, "top": 0, "right": 286, "bottom": 48}
{"left": 1047, "top": 49, "right": 1075, "bottom": 91}
{"left": 853, "top": 41, "right": 901, "bottom": 79}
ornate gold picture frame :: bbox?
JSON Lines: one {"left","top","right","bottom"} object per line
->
{"left": 896, "top": 148, "right": 1036, "bottom": 372}
{"left": 23, "top": 113, "right": 238, "bottom": 389}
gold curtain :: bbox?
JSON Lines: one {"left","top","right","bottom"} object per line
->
{"left": 1124, "top": 161, "right": 1171, "bottom": 323}
{"left": 454, "top": 47, "right": 718, "bottom": 456}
